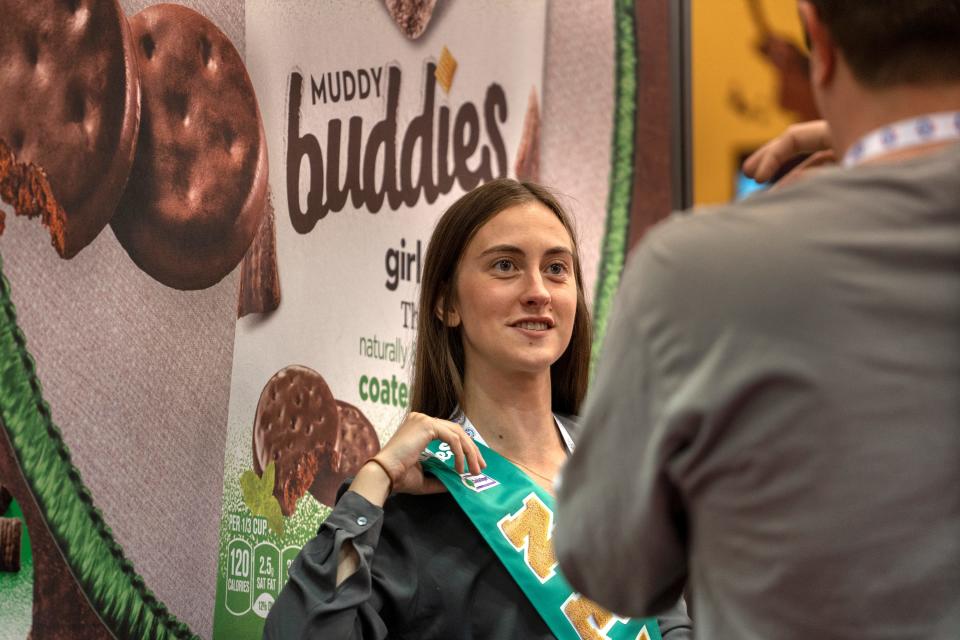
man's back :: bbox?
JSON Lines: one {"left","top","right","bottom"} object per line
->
{"left": 557, "top": 144, "right": 960, "bottom": 639}
{"left": 647, "top": 145, "right": 959, "bottom": 638}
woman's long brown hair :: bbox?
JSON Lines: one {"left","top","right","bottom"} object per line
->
{"left": 409, "top": 179, "right": 592, "bottom": 419}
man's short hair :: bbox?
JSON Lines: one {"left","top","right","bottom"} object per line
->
{"left": 806, "top": 0, "right": 960, "bottom": 87}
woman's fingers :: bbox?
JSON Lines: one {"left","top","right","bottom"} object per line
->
{"left": 460, "top": 429, "right": 486, "bottom": 476}
{"left": 437, "top": 421, "right": 490, "bottom": 477}
{"left": 440, "top": 419, "right": 487, "bottom": 476}
{"left": 437, "top": 423, "right": 468, "bottom": 474}
{"left": 378, "top": 414, "right": 491, "bottom": 494}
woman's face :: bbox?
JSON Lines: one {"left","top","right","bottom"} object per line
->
{"left": 449, "top": 201, "right": 578, "bottom": 379}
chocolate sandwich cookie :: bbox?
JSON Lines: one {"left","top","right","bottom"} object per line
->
{"left": 384, "top": 0, "right": 438, "bottom": 40}
{"left": 310, "top": 401, "right": 381, "bottom": 506}
{"left": 112, "top": 4, "right": 268, "bottom": 290}
{"left": 514, "top": 88, "right": 540, "bottom": 182}
{"left": 252, "top": 366, "right": 340, "bottom": 517}
{"left": 0, "top": 0, "right": 140, "bottom": 258}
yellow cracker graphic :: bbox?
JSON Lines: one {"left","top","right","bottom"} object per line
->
{"left": 435, "top": 46, "right": 458, "bottom": 93}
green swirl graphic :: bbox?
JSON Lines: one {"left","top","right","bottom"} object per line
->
{"left": 592, "top": 0, "right": 638, "bottom": 375}
{"left": 0, "top": 254, "right": 198, "bottom": 640}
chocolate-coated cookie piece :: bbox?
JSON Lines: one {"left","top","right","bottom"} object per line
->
{"left": 0, "top": 484, "right": 11, "bottom": 514}
{"left": 514, "top": 87, "right": 540, "bottom": 182}
{"left": 0, "top": 516, "right": 21, "bottom": 572}
{"left": 384, "top": 0, "right": 438, "bottom": 40}
{"left": 310, "top": 400, "right": 381, "bottom": 507}
{"left": 237, "top": 189, "right": 280, "bottom": 318}
{"left": 252, "top": 366, "right": 339, "bottom": 517}
{"left": 0, "top": 0, "right": 140, "bottom": 258}
{"left": 112, "top": 4, "right": 268, "bottom": 290}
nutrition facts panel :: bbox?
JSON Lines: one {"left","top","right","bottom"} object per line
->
{"left": 225, "top": 535, "right": 301, "bottom": 618}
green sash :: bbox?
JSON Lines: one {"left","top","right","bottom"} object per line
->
{"left": 421, "top": 438, "right": 661, "bottom": 640}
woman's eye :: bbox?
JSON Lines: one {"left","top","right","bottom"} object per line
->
{"left": 546, "top": 262, "right": 568, "bottom": 276}
{"left": 493, "top": 259, "right": 515, "bottom": 272}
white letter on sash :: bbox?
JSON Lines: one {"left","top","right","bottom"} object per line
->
{"left": 497, "top": 492, "right": 558, "bottom": 583}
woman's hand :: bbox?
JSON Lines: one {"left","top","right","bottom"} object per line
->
{"left": 743, "top": 120, "right": 836, "bottom": 187}
{"left": 352, "top": 412, "right": 487, "bottom": 505}
{"left": 336, "top": 413, "right": 487, "bottom": 586}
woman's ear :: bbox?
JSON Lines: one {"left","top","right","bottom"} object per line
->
{"left": 435, "top": 295, "right": 461, "bottom": 327}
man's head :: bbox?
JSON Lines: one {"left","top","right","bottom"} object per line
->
{"left": 798, "top": 0, "right": 960, "bottom": 148}
{"left": 799, "top": 1, "right": 960, "bottom": 89}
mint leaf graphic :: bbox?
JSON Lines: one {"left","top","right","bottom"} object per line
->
{"left": 240, "top": 461, "right": 285, "bottom": 537}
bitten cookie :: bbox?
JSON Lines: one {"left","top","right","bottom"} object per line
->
{"left": 310, "top": 401, "right": 381, "bottom": 507}
{"left": 112, "top": 4, "right": 268, "bottom": 290}
{"left": 0, "top": 0, "right": 140, "bottom": 258}
{"left": 252, "top": 366, "right": 339, "bottom": 517}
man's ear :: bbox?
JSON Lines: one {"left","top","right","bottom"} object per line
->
{"left": 435, "top": 295, "right": 461, "bottom": 327}
{"left": 798, "top": 1, "right": 835, "bottom": 88}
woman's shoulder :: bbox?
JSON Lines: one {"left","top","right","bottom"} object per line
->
{"left": 554, "top": 413, "right": 580, "bottom": 441}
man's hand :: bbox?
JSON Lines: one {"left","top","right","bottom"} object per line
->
{"left": 743, "top": 120, "right": 835, "bottom": 187}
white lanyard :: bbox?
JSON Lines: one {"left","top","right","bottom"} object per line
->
{"left": 843, "top": 111, "right": 960, "bottom": 167}
{"left": 451, "top": 411, "right": 575, "bottom": 454}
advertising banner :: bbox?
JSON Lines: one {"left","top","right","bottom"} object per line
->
{"left": 212, "top": 1, "right": 547, "bottom": 636}
{"left": 1, "top": 0, "right": 660, "bottom": 636}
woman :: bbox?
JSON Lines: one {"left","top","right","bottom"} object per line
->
{"left": 264, "top": 179, "right": 692, "bottom": 639}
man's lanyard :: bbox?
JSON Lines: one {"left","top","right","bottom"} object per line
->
{"left": 843, "top": 111, "right": 960, "bottom": 167}
{"left": 420, "top": 429, "right": 660, "bottom": 640}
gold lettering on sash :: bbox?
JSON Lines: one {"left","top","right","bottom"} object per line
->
{"left": 560, "top": 593, "right": 642, "bottom": 640}
{"left": 496, "top": 492, "right": 558, "bottom": 583}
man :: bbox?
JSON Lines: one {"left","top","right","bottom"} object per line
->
{"left": 555, "top": 2, "right": 960, "bottom": 638}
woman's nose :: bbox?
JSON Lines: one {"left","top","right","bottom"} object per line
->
{"left": 521, "top": 271, "right": 551, "bottom": 306}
